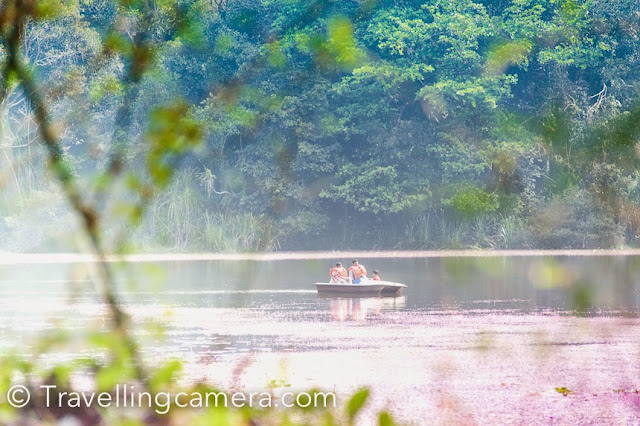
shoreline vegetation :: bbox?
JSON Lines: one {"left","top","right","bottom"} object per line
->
{"left": 3, "top": 1, "right": 640, "bottom": 255}
{"left": 1, "top": 249, "right": 640, "bottom": 264}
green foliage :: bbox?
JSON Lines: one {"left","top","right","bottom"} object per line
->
{"left": 499, "top": 215, "right": 531, "bottom": 249}
{"left": 200, "top": 212, "right": 278, "bottom": 251}
{"left": 89, "top": 74, "right": 124, "bottom": 102}
{"left": 322, "top": 163, "right": 427, "bottom": 214}
{"left": 378, "top": 411, "right": 396, "bottom": 426}
{"left": 149, "top": 360, "right": 183, "bottom": 391}
{"left": 418, "top": 74, "right": 517, "bottom": 110}
{"left": 3, "top": 0, "right": 640, "bottom": 252}
{"left": 346, "top": 388, "right": 369, "bottom": 422}
{"left": 445, "top": 185, "right": 499, "bottom": 221}
{"left": 146, "top": 103, "right": 203, "bottom": 188}
{"left": 326, "top": 16, "right": 366, "bottom": 71}
{"left": 485, "top": 40, "right": 533, "bottom": 75}
{"left": 35, "top": 0, "right": 80, "bottom": 20}
{"left": 530, "top": 189, "right": 623, "bottom": 249}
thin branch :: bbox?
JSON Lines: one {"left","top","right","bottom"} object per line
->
{"left": 1, "top": 0, "right": 146, "bottom": 383}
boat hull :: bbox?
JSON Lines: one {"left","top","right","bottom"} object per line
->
{"left": 315, "top": 281, "right": 406, "bottom": 296}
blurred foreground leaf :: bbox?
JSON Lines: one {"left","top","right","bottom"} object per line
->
{"left": 346, "top": 387, "right": 370, "bottom": 422}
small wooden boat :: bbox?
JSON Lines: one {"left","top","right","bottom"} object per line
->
{"left": 315, "top": 280, "right": 407, "bottom": 296}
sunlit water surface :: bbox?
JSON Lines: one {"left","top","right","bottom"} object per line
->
{"left": 2, "top": 256, "right": 640, "bottom": 423}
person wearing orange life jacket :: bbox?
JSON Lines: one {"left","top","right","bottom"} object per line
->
{"left": 329, "top": 262, "right": 349, "bottom": 283}
{"left": 348, "top": 259, "right": 367, "bottom": 284}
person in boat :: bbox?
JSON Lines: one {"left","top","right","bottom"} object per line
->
{"left": 348, "top": 259, "right": 367, "bottom": 284}
{"left": 372, "top": 270, "right": 380, "bottom": 281}
{"left": 329, "top": 262, "right": 349, "bottom": 283}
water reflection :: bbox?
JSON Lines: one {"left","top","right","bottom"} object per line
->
{"left": 324, "top": 296, "right": 406, "bottom": 322}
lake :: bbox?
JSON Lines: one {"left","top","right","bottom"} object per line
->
{"left": 2, "top": 255, "right": 640, "bottom": 423}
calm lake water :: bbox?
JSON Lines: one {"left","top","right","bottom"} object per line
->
{"left": 1, "top": 255, "right": 639, "bottom": 355}
{"left": 2, "top": 256, "right": 640, "bottom": 313}
{"left": 2, "top": 255, "right": 640, "bottom": 422}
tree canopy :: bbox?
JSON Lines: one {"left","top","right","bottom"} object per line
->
{"left": 2, "top": 0, "right": 640, "bottom": 251}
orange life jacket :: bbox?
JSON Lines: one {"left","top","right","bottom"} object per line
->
{"left": 349, "top": 264, "right": 367, "bottom": 279}
{"left": 330, "top": 267, "right": 348, "bottom": 279}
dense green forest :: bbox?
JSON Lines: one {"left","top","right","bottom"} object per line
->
{"left": 2, "top": 0, "right": 640, "bottom": 252}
